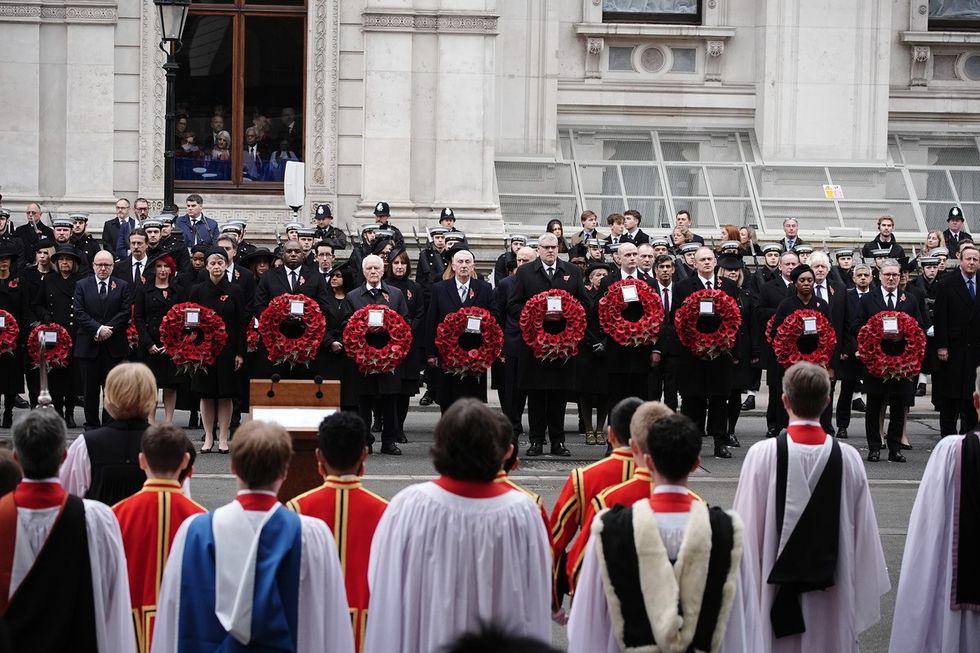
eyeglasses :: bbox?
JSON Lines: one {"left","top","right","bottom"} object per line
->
{"left": 93, "top": 263, "right": 113, "bottom": 267}
{"left": 539, "top": 245, "right": 558, "bottom": 250}
{"left": 26, "top": 211, "right": 39, "bottom": 215}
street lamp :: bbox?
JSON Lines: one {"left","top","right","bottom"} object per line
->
{"left": 154, "top": 0, "right": 190, "bottom": 215}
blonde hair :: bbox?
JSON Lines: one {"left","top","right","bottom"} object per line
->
{"left": 230, "top": 420, "right": 292, "bottom": 488}
{"left": 629, "top": 401, "right": 675, "bottom": 454}
{"left": 104, "top": 363, "right": 158, "bottom": 420}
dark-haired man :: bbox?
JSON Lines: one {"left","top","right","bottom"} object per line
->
{"left": 287, "top": 412, "right": 388, "bottom": 653}
{"left": 112, "top": 424, "right": 205, "bottom": 653}
{"left": 621, "top": 208, "right": 650, "bottom": 245}
{"left": 549, "top": 397, "right": 642, "bottom": 610}
{"left": 569, "top": 412, "right": 757, "bottom": 652}
{"left": 0, "top": 410, "right": 134, "bottom": 653}
{"left": 153, "top": 420, "right": 355, "bottom": 652}
{"left": 734, "top": 362, "right": 887, "bottom": 652}
{"left": 364, "top": 400, "right": 550, "bottom": 653}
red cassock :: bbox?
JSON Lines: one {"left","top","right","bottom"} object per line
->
{"left": 112, "top": 479, "right": 206, "bottom": 653}
{"left": 287, "top": 475, "right": 388, "bottom": 653}
{"left": 494, "top": 470, "right": 549, "bottom": 527}
{"left": 548, "top": 448, "right": 635, "bottom": 606}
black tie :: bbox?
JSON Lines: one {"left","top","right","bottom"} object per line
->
{"left": 706, "top": 281, "right": 713, "bottom": 290}
{"left": 289, "top": 270, "right": 297, "bottom": 291}
{"left": 662, "top": 286, "right": 670, "bottom": 313}
{"left": 886, "top": 292, "right": 895, "bottom": 310}
{"left": 134, "top": 261, "right": 141, "bottom": 283}
{"left": 99, "top": 281, "right": 107, "bottom": 299}
{"left": 546, "top": 267, "right": 554, "bottom": 280}
{"left": 370, "top": 288, "right": 379, "bottom": 298}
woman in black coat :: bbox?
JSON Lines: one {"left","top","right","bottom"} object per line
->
{"left": 719, "top": 257, "right": 753, "bottom": 447}
{"left": 320, "top": 264, "right": 359, "bottom": 413}
{"left": 38, "top": 246, "right": 84, "bottom": 425}
{"left": 385, "top": 248, "right": 425, "bottom": 443}
{"left": 135, "top": 253, "right": 186, "bottom": 425}
{"left": 576, "top": 264, "right": 610, "bottom": 445}
{"left": 189, "top": 248, "right": 246, "bottom": 453}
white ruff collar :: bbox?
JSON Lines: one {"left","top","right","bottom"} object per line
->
{"left": 595, "top": 501, "right": 743, "bottom": 653}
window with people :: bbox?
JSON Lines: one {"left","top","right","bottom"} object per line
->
{"left": 174, "top": 1, "right": 305, "bottom": 187}
{"left": 602, "top": 0, "right": 701, "bottom": 24}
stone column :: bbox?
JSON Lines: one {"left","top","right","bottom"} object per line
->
{"left": 755, "top": 0, "right": 892, "bottom": 163}
{"left": 360, "top": 1, "right": 503, "bottom": 235}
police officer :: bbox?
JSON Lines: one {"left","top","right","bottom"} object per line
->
{"left": 416, "top": 227, "right": 449, "bottom": 294}
{"left": 372, "top": 201, "right": 405, "bottom": 249}
{"left": 69, "top": 213, "right": 103, "bottom": 267}
{"left": 312, "top": 203, "right": 347, "bottom": 251}
{"left": 833, "top": 248, "right": 855, "bottom": 288}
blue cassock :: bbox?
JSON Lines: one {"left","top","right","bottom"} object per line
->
{"left": 177, "top": 506, "right": 303, "bottom": 652}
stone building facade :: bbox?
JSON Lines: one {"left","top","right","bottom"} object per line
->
{"left": 1, "top": 0, "right": 979, "bottom": 256}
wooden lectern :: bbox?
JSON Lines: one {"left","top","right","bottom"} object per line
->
{"left": 249, "top": 379, "right": 341, "bottom": 501}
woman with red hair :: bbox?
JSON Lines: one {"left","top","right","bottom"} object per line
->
{"left": 135, "top": 253, "right": 185, "bottom": 424}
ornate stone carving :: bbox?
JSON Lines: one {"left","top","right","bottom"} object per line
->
{"left": 588, "top": 37, "right": 604, "bottom": 55}
{"left": 362, "top": 11, "right": 498, "bottom": 34}
{"left": 912, "top": 46, "right": 930, "bottom": 62}
{"left": 593, "top": 0, "right": 601, "bottom": 5}
{"left": 0, "top": 2, "right": 116, "bottom": 23}
{"left": 919, "top": 4, "right": 928, "bottom": 15}
{"left": 708, "top": 0, "right": 717, "bottom": 7}
{"left": 138, "top": 0, "right": 166, "bottom": 195}
{"left": 909, "top": 45, "right": 930, "bottom": 88}
{"left": 706, "top": 40, "right": 724, "bottom": 57}
{"left": 309, "top": 0, "right": 339, "bottom": 191}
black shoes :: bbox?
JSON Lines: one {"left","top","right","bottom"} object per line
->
{"left": 65, "top": 414, "right": 77, "bottom": 428}
{"left": 371, "top": 419, "right": 382, "bottom": 433}
{"left": 714, "top": 444, "right": 732, "bottom": 459}
{"left": 740, "top": 395, "right": 756, "bottom": 411}
{"left": 551, "top": 443, "right": 571, "bottom": 457}
{"left": 380, "top": 443, "right": 402, "bottom": 455}
{"left": 419, "top": 391, "right": 433, "bottom": 406}
{"left": 13, "top": 395, "right": 28, "bottom": 409}
{"left": 1, "top": 414, "right": 11, "bottom": 429}
{"left": 867, "top": 450, "right": 880, "bottom": 462}
{"left": 525, "top": 442, "right": 544, "bottom": 457}
{"left": 835, "top": 427, "right": 848, "bottom": 439}
{"left": 397, "top": 433, "right": 408, "bottom": 444}
{"left": 888, "top": 451, "right": 907, "bottom": 463}
{"left": 765, "top": 427, "right": 779, "bottom": 438}
{"left": 727, "top": 434, "right": 740, "bottom": 447}
{"left": 915, "top": 383, "right": 926, "bottom": 397}
{"left": 852, "top": 398, "right": 866, "bottom": 413}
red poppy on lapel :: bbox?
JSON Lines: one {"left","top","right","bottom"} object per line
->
{"left": 900, "top": 293, "right": 906, "bottom": 303}
{"left": 407, "top": 290, "right": 413, "bottom": 300}
{"left": 219, "top": 294, "right": 228, "bottom": 302}
{"left": 7, "top": 279, "right": 16, "bottom": 289}
{"left": 382, "top": 292, "right": 390, "bottom": 302}
{"left": 111, "top": 281, "right": 117, "bottom": 291}
{"left": 162, "top": 290, "right": 169, "bottom": 299}
{"left": 234, "top": 269, "right": 240, "bottom": 280}
{"left": 563, "top": 275, "right": 570, "bottom": 282}
{"left": 469, "top": 289, "right": 475, "bottom": 299}
{"left": 140, "top": 276, "right": 146, "bottom": 284}
{"left": 299, "top": 276, "right": 305, "bottom": 285}
{"left": 829, "top": 286, "right": 835, "bottom": 296}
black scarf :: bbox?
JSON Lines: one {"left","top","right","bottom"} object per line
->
{"left": 955, "top": 432, "right": 980, "bottom": 609}
{"left": 767, "top": 433, "right": 842, "bottom": 638}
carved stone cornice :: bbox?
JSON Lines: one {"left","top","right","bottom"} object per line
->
{"left": 0, "top": 0, "right": 116, "bottom": 23}
{"left": 362, "top": 9, "right": 498, "bottom": 34}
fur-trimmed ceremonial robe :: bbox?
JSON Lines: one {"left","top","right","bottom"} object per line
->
{"left": 151, "top": 491, "right": 355, "bottom": 653}
{"left": 733, "top": 422, "right": 888, "bottom": 652}
{"left": 112, "top": 479, "right": 206, "bottom": 653}
{"left": 0, "top": 478, "right": 134, "bottom": 653}
{"left": 567, "top": 486, "right": 760, "bottom": 653}
{"left": 287, "top": 475, "right": 388, "bottom": 653}
{"left": 364, "top": 477, "right": 551, "bottom": 653}
{"left": 890, "top": 431, "right": 980, "bottom": 652}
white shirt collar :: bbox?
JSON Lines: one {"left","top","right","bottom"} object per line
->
{"left": 652, "top": 484, "right": 689, "bottom": 495}
{"left": 132, "top": 256, "right": 144, "bottom": 267}
{"left": 698, "top": 275, "right": 715, "bottom": 287}
{"left": 881, "top": 286, "right": 897, "bottom": 301}
{"left": 621, "top": 269, "right": 638, "bottom": 280}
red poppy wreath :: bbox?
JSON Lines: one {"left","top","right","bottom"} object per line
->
{"left": 0, "top": 310, "right": 20, "bottom": 355}
{"left": 673, "top": 289, "right": 741, "bottom": 360}
{"left": 435, "top": 306, "right": 503, "bottom": 377}
{"left": 598, "top": 279, "right": 665, "bottom": 347}
{"left": 28, "top": 324, "right": 72, "bottom": 369}
{"left": 258, "top": 294, "right": 326, "bottom": 367}
{"left": 519, "top": 289, "right": 587, "bottom": 362}
{"left": 857, "top": 310, "right": 926, "bottom": 381}
{"left": 773, "top": 309, "right": 837, "bottom": 369}
{"left": 159, "top": 302, "right": 228, "bottom": 373}
{"left": 247, "top": 319, "right": 260, "bottom": 353}
{"left": 127, "top": 306, "right": 139, "bottom": 350}
{"left": 342, "top": 305, "right": 413, "bottom": 374}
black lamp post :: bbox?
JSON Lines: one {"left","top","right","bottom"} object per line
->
{"left": 154, "top": 0, "right": 190, "bottom": 215}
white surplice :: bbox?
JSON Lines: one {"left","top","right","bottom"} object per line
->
{"left": 363, "top": 482, "right": 552, "bottom": 653}
{"left": 8, "top": 479, "right": 135, "bottom": 653}
{"left": 890, "top": 434, "right": 980, "bottom": 652}
{"left": 732, "top": 436, "right": 889, "bottom": 653}
{"left": 59, "top": 435, "right": 91, "bottom": 496}
{"left": 566, "top": 496, "right": 763, "bottom": 653}
{"left": 151, "top": 504, "right": 355, "bottom": 653}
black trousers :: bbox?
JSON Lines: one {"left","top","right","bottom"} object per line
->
{"left": 605, "top": 371, "right": 650, "bottom": 419}
{"left": 359, "top": 395, "right": 397, "bottom": 446}
{"left": 500, "top": 357, "right": 526, "bottom": 435}
{"left": 766, "top": 382, "right": 789, "bottom": 432}
{"left": 865, "top": 392, "right": 905, "bottom": 453}
{"left": 681, "top": 394, "right": 727, "bottom": 445}
{"left": 649, "top": 357, "right": 678, "bottom": 410}
{"left": 938, "top": 397, "right": 979, "bottom": 436}
{"left": 526, "top": 389, "right": 566, "bottom": 445}
{"left": 81, "top": 355, "right": 122, "bottom": 429}
{"left": 820, "top": 381, "right": 834, "bottom": 434}
{"left": 727, "top": 388, "right": 742, "bottom": 434}
{"left": 835, "top": 378, "right": 859, "bottom": 429}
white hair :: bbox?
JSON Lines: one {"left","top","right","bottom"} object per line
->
{"left": 538, "top": 233, "right": 558, "bottom": 246}
{"left": 807, "top": 251, "right": 830, "bottom": 268}
{"left": 362, "top": 254, "right": 383, "bottom": 272}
